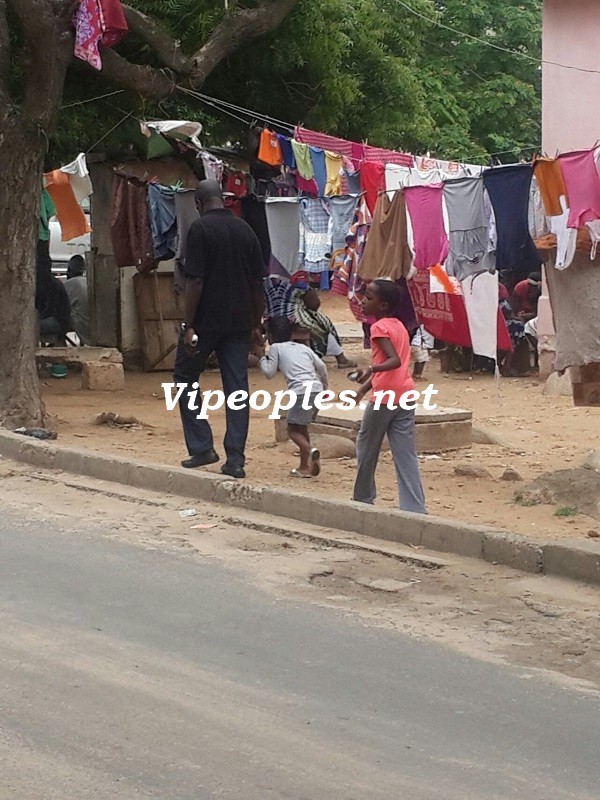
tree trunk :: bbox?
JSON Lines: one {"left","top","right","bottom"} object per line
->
{"left": 0, "top": 121, "right": 47, "bottom": 428}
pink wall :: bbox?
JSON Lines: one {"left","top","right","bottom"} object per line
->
{"left": 543, "top": 0, "right": 600, "bottom": 152}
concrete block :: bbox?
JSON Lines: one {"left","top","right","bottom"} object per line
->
{"left": 169, "top": 469, "right": 220, "bottom": 503}
{"left": 415, "top": 421, "right": 472, "bottom": 454}
{"left": 360, "top": 505, "right": 425, "bottom": 547}
{"left": 56, "top": 448, "right": 132, "bottom": 485}
{"left": 81, "top": 361, "right": 125, "bottom": 391}
{"left": 420, "top": 517, "right": 485, "bottom": 559}
{"left": 127, "top": 462, "right": 175, "bottom": 495}
{"left": 17, "top": 440, "right": 56, "bottom": 470}
{"left": 258, "top": 487, "right": 365, "bottom": 534}
{"left": 214, "top": 480, "right": 263, "bottom": 511}
{"left": 542, "top": 542, "right": 600, "bottom": 585}
{"left": 0, "top": 430, "right": 30, "bottom": 460}
{"left": 482, "top": 532, "right": 543, "bottom": 574}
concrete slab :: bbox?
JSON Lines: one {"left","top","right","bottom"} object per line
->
{"left": 36, "top": 347, "right": 123, "bottom": 365}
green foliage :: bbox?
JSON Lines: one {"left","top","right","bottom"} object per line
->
{"left": 554, "top": 507, "right": 579, "bottom": 518}
{"left": 49, "top": 0, "right": 542, "bottom": 167}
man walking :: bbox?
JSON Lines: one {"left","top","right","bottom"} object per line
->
{"left": 175, "top": 180, "right": 265, "bottom": 478}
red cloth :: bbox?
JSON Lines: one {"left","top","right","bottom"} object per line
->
{"left": 224, "top": 170, "right": 248, "bottom": 198}
{"left": 364, "top": 145, "right": 413, "bottom": 168}
{"left": 295, "top": 174, "right": 318, "bottom": 196}
{"left": 74, "top": 0, "right": 128, "bottom": 71}
{"left": 408, "top": 270, "right": 511, "bottom": 351}
{"left": 360, "top": 162, "right": 385, "bottom": 215}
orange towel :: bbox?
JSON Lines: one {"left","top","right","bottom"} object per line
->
{"left": 257, "top": 128, "right": 283, "bottom": 167}
{"left": 534, "top": 158, "right": 569, "bottom": 218}
{"left": 44, "top": 170, "right": 89, "bottom": 241}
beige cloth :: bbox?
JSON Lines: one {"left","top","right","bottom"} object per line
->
{"left": 546, "top": 253, "right": 600, "bottom": 371}
{"left": 357, "top": 191, "right": 411, "bottom": 281}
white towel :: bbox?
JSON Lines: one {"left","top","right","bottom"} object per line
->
{"left": 461, "top": 271, "right": 499, "bottom": 361}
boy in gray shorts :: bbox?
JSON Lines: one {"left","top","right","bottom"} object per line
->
{"left": 259, "top": 316, "right": 329, "bottom": 478}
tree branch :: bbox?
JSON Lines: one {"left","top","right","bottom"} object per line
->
{"left": 189, "top": 0, "right": 301, "bottom": 86}
{"left": 91, "top": 0, "right": 300, "bottom": 101}
{"left": 100, "top": 49, "right": 176, "bottom": 100}
{"left": 122, "top": 4, "right": 192, "bottom": 74}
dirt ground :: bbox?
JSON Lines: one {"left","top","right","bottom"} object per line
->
{"left": 1, "top": 462, "right": 598, "bottom": 692}
{"left": 41, "top": 292, "right": 600, "bottom": 544}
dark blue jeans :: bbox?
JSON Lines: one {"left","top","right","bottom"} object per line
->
{"left": 174, "top": 330, "right": 251, "bottom": 468}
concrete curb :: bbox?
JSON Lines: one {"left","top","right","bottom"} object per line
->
{"left": 1, "top": 429, "right": 599, "bottom": 586}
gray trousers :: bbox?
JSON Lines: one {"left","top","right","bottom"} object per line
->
{"left": 353, "top": 403, "right": 426, "bottom": 514}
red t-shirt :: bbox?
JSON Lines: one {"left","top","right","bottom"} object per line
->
{"left": 370, "top": 317, "right": 414, "bottom": 404}
{"left": 512, "top": 280, "right": 535, "bottom": 315}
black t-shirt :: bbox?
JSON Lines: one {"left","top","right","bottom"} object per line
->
{"left": 184, "top": 208, "right": 266, "bottom": 333}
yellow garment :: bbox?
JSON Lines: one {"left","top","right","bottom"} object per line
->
{"left": 325, "top": 151, "right": 343, "bottom": 196}
{"left": 44, "top": 170, "right": 89, "bottom": 241}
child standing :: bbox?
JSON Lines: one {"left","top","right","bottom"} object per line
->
{"left": 352, "top": 280, "right": 426, "bottom": 514}
{"left": 259, "top": 316, "right": 328, "bottom": 478}
{"left": 410, "top": 325, "right": 434, "bottom": 381}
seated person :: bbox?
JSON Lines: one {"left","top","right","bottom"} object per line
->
{"left": 38, "top": 275, "right": 72, "bottom": 345}
{"left": 511, "top": 272, "right": 542, "bottom": 322}
{"left": 64, "top": 255, "right": 91, "bottom": 345}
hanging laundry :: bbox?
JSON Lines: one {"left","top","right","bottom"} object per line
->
{"left": 39, "top": 187, "right": 56, "bottom": 243}
{"left": 265, "top": 197, "right": 300, "bottom": 277}
{"left": 277, "top": 135, "right": 296, "bottom": 169}
{"left": 309, "top": 147, "right": 327, "bottom": 197}
{"left": 290, "top": 140, "right": 314, "bottom": 180}
{"left": 364, "top": 145, "right": 413, "bottom": 168}
{"left": 173, "top": 189, "right": 198, "bottom": 294}
{"left": 257, "top": 129, "right": 283, "bottom": 167}
{"left": 110, "top": 174, "right": 156, "bottom": 273}
{"left": 385, "top": 164, "right": 410, "bottom": 194}
{"left": 557, "top": 148, "right": 600, "bottom": 229}
{"left": 224, "top": 170, "right": 248, "bottom": 199}
{"left": 44, "top": 170, "right": 89, "bottom": 242}
{"left": 324, "top": 151, "right": 343, "bottom": 196}
{"left": 240, "top": 195, "right": 271, "bottom": 267}
{"left": 295, "top": 175, "right": 318, "bottom": 196}
{"left": 60, "top": 153, "right": 92, "bottom": 203}
{"left": 443, "top": 176, "right": 496, "bottom": 281}
{"left": 483, "top": 165, "right": 540, "bottom": 273}
{"left": 461, "top": 271, "right": 500, "bottom": 362}
{"left": 528, "top": 177, "right": 549, "bottom": 240}
{"left": 430, "top": 264, "right": 461, "bottom": 295}
{"left": 358, "top": 190, "right": 411, "bottom": 281}
{"left": 404, "top": 185, "right": 449, "bottom": 269}
{"left": 329, "top": 196, "right": 359, "bottom": 255}
{"left": 408, "top": 270, "right": 472, "bottom": 348}
{"left": 546, "top": 198, "right": 576, "bottom": 271}
{"left": 299, "top": 198, "right": 331, "bottom": 274}
{"left": 360, "top": 162, "right": 385, "bottom": 214}
{"left": 142, "top": 120, "right": 203, "bottom": 151}
{"left": 294, "top": 127, "right": 359, "bottom": 167}
{"left": 200, "top": 152, "right": 224, "bottom": 184}
{"left": 545, "top": 256, "right": 600, "bottom": 372}
{"left": 332, "top": 198, "right": 372, "bottom": 324}
{"left": 341, "top": 156, "right": 361, "bottom": 194}
{"left": 147, "top": 184, "right": 177, "bottom": 261}
{"left": 534, "top": 157, "right": 568, "bottom": 218}
{"left": 73, "top": 0, "right": 128, "bottom": 71}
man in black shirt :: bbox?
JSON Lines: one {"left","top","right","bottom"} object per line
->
{"left": 175, "top": 180, "right": 265, "bottom": 478}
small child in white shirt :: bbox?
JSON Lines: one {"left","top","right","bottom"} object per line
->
{"left": 411, "top": 325, "right": 435, "bottom": 381}
{"left": 259, "top": 316, "right": 329, "bottom": 478}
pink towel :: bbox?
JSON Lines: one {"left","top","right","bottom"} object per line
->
{"left": 404, "top": 184, "right": 449, "bottom": 269}
{"left": 558, "top": 149, "right": 600, "bottom": 229}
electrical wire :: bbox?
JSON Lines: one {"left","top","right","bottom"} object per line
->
{"left": 395, "top": 0, "right": 600, "bottom": 76}
{"left": 178, "top": 86, "right": 294, "bottom": 130}
{"left": 62, "top": 89, "right": 125, "bottom": 110}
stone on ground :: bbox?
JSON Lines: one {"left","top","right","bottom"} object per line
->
{"left": 81, "top": 362, "right": 125, "bottom": 392}
{"left": 517, "top": 469, "right": 600, "bottom": 521}
{"left": 581, "top": 452, "right": 600, "bottom": 472}
{"left": 542, "top": 371, "right": 573, "bottom": 397}
{"left": 454, "top": 464, "right": 492, "bottom": 479}
{"left": 285, "top": 433, "right": 356, "bottom": 460}
{"left": 501, "top": 467, "right": 524, "bottom": 482}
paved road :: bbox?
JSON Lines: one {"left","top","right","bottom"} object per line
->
{"left": 0, "top": 510, "right": 598, "bottom": 800}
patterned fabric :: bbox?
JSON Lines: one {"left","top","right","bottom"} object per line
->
{"left": 299, "top": 198, "right": 331, "bottom": 274}
{"left": 74, "top": 0, "right": 128, "bottom": 70}
{"left": 264, "top": 276, "right": 297, "bottom": 320}
{"left": 331, "top": 198, "right": 372, "bottom": 323}
{"left": 201, "top": 152, "right": 224, "bottom": 184}
{"left": 293, "top": 301, "right": 340, "bottom": 358}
